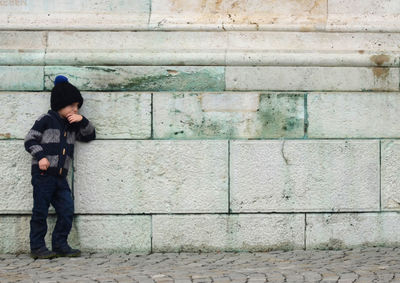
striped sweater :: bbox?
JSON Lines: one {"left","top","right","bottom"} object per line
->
{"left": 24, "top": 110, "right": 96, "bottom": 177}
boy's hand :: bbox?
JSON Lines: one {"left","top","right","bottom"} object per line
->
{"left": 66, "top": 113, "right": 83, "bottom": 124}
{"left": 39, "top": 158, "right": 50, "bottom": 170}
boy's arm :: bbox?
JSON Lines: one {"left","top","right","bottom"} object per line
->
{"left": 76, "top": 116, "right": 96, "bottom": 142}
{"left": 24, "top": 115, "right": 47, "bottom": 161}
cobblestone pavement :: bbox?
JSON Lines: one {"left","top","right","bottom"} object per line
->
{"left": 1, "top": 247, "right": 400, "bottom": 283}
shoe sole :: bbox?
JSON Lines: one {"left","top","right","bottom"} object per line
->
{"left": 30, "top": 253, "right": 57, "bottom": 260}
{"left": 54, "top": 252, "right": 81, "bottom": 258}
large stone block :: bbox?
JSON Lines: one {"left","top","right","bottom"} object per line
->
{"left": 74, "top": 215, "right": 151, "bottom": 253}
{"left": 306, "top": 213, "right": 400, "bottom": 249}
{"left": 0, "top": 31, "right": 45, "bottom": 65}
{"left": 0, "top": 92, "right": 150, "bottom": 139}
{"left": 0, "top": 67, "right": 44, "bottom": 91}
{"left": 46, "top": 31, "right": 227, "bottom": 66}
{"left": 153, "top": 92, "right": 304, "bottom": 139}
{"left": 74, "top": 140, "right": 228, "bottom": 213}
{"left": 327, "top": 0, "right": 400, "bottom": 32}
{"left": 150, "top": 0, "right": 327, "bottom": 31}
{"left": 79, "top": 92, "right": 151, "bottom": 139}
{"left": 227, "top": 32, "right": 400, "bottom": 67}
{"left": 0, "top": 141, "right": 32, "bottom": 213}
{"left": 152, "top": 214, "right": 305, "bottom": 252}
{"left": 226, "top": 67, "right": 399, "bottom": 91}
{"left": 45, "top": 66, "right": 225, "bottom": 91}
{"left": 0, "top": 141, "right": 72, "bottom": 214}
{"left": 381, "top": 140, "right": 400, "bottom": 211}
{"left": 0, "top": 215, "right": 151, "bottom": 253}
{"left": 0, "top": 0, "right": 150, "bottom": 30}
{"left": 0, "top": 93, "right": 48, "bottom": 140}
{"left": 230, "top": 140, "right": 380, "bottom": 212}
{"left": 308, "top": 93, "right": 400, "bottom": 138}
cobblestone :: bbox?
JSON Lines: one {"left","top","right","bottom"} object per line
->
{"left": 0, "top": 248, "right": 399, "bottom": 282}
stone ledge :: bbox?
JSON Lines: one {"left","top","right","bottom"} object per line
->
{"left": 1, "top": 0, "right": 399, "bottom": 32}
{"left": 2, "top": 31, "right": 399, "bottom": 67}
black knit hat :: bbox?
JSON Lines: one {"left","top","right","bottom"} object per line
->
{"left": 50, "top": 75, "right": 83, "bottom": 111}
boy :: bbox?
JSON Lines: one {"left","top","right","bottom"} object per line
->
{"left": 24, "top": 75, "right": 95, "bottom": 259}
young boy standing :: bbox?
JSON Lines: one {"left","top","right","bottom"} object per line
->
{"left": 24, "top": 75, "right": 95, "bottom": 259}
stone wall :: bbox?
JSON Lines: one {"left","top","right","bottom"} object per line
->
{"left": 1, "top": 0, "right": 400, "bottom": 253}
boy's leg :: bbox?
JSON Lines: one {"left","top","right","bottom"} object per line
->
{"left": 51, "top": 177, "right": 77, "bottom": 254}
{"left": 30, "top": 174, "right": 55, "bottom": 251}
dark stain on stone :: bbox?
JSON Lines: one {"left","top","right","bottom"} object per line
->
{"left": 257, "top": 93, "right": 303, "bottom": 138}
{"left": 370, "top": 55, "right": 390, "bottom": 66}
{"left": 372, "top": 67, "right": 389, "bottom": 80}
{"left": 358, "top": 50, "right": 365, "bottom": 54}
{"left": 0, "top": 133, "right": 11, "bottom": 139}
{"left": 167, "top": 69, "right": 179, "bottom": 75}
{"left": 85, "top": 66, "right": 117, "bottom": 73}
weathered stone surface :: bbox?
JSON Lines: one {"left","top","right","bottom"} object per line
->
{"left": 74, "top": 140, "right": 228, "bottom": 213}
{"left": 227, "top": 32, "right": 400, "bottom": 66}
{"left": 0, "top": 141, "right": 32, "bottom": 213}
{"left": 0, "top": 93, "right": 48, "bottom": 139}
{"left": 150, "top": 0, "right": 327, "bottom": 31}
{"left": 0, "top": 67, "right": 44, "bottom": 90}
{"left": 1, "top": 31, "right": 393, "bottom": 66}
{"left": 226, "top": 67, "right": 399, "bottom": 91}
{"left": 306, "top": 213, "right": 400, "bottom": 249}
{"left": 74, "top": 215, "right": 151, "bottom": 253}
{"left": 328, "top": 0, "right": 400, "bottom": 32}
{"left": 153, "top": 92, "right": 304, "bottom": 139}
{"left": 152, "top": 214, "right": 305, "bottom": 252}
{"left": 79, "top": 92, "right": 151, "bottom": 139}
{"left": 0, "top": 216, "right": 31, "bottom": 253}
{"left": 0, "top": 215, "right": 151, "bottom": 253}
{"left": 0, "top": 0, "right": 150, "bottom": 30}
{"left": 45, "top": 66, "right": 225, "bottom": 91}
{"left": 0, "top": 92, "right": 150, "bottom": 139}
{"left": 308, "top": 93, "right": 400, "bottom": 138}
{"left": 0, "top": 141, "right": 72, "bottom": 213}
{"left": 230, "top": 140, "right": 380, "bottom": 212}
{"left": 381, "top": 140, "right": 400, "bottom": 211}
{"left": 0, "top": 31, "right": 45, "bottom": 65}
{"left": 46, "top": 31, "right": 227, "bottom": 66}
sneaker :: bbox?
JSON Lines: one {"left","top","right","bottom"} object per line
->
{"left": 53, "top": 245, "right": 81, "bottom": 257}
{"left": 30, "top": 247, "right": 57, "bottom": 259}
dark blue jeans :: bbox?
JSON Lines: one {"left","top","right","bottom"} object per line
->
{"left": 30, "top": 174, "right": 74, "bottom": 251}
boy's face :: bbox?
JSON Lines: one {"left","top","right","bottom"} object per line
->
{"left": 58, "top": 102, "right": 79, "bottom": 119}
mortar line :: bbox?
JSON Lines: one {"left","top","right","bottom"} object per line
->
{"left": 304, "top": 213, "right": 307, "bottom": 250}
{"left": 151, "top": 92, "right": 154, "bottom": 139}
{"left": 6, "top": 211, "right": 399, "bottom": 217}
{"left": 150, "top": 214, "right": 153, "bottom": 253}
{"left": 42, "top": 31, "right": 48, "bottom": 91}
{"left": 228, "top": 140, "right": 231, "bottom": 214}
{"left": 3, "top": 138, "right": 399, "bottom": 142}
{"left": 326, "top": 0, "right": 329, "bottom": 30}
{"left": 303, "top": 93, "right": 309, "bottom": 139}
{"left": 71, "top": 161, "right": 75, "bottom": 201}
{"left": 0, "top": 28, "right": 398, "bottom": 33}
{"left": 147, "top": 0, "right": 152, "bottom": 27}
{"left": 379, "top": 140, "right": 382, "bottom": 211}
{"left": 3, "top": 138, "right": 400, "bottom": 142}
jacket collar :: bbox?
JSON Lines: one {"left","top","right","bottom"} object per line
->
{"left": 48, "top": 110, "right": 68, "bottom": 126}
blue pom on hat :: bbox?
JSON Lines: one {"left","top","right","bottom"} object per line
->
{"left": 54, "top": 75, "right": 69, "bottom": 86}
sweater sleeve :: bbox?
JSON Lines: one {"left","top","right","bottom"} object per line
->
{"left": 24, "top": 115, "right": 47, "bottom": 161}
{"left": 76, "top": 116, "right": 96, "bottom": 142}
